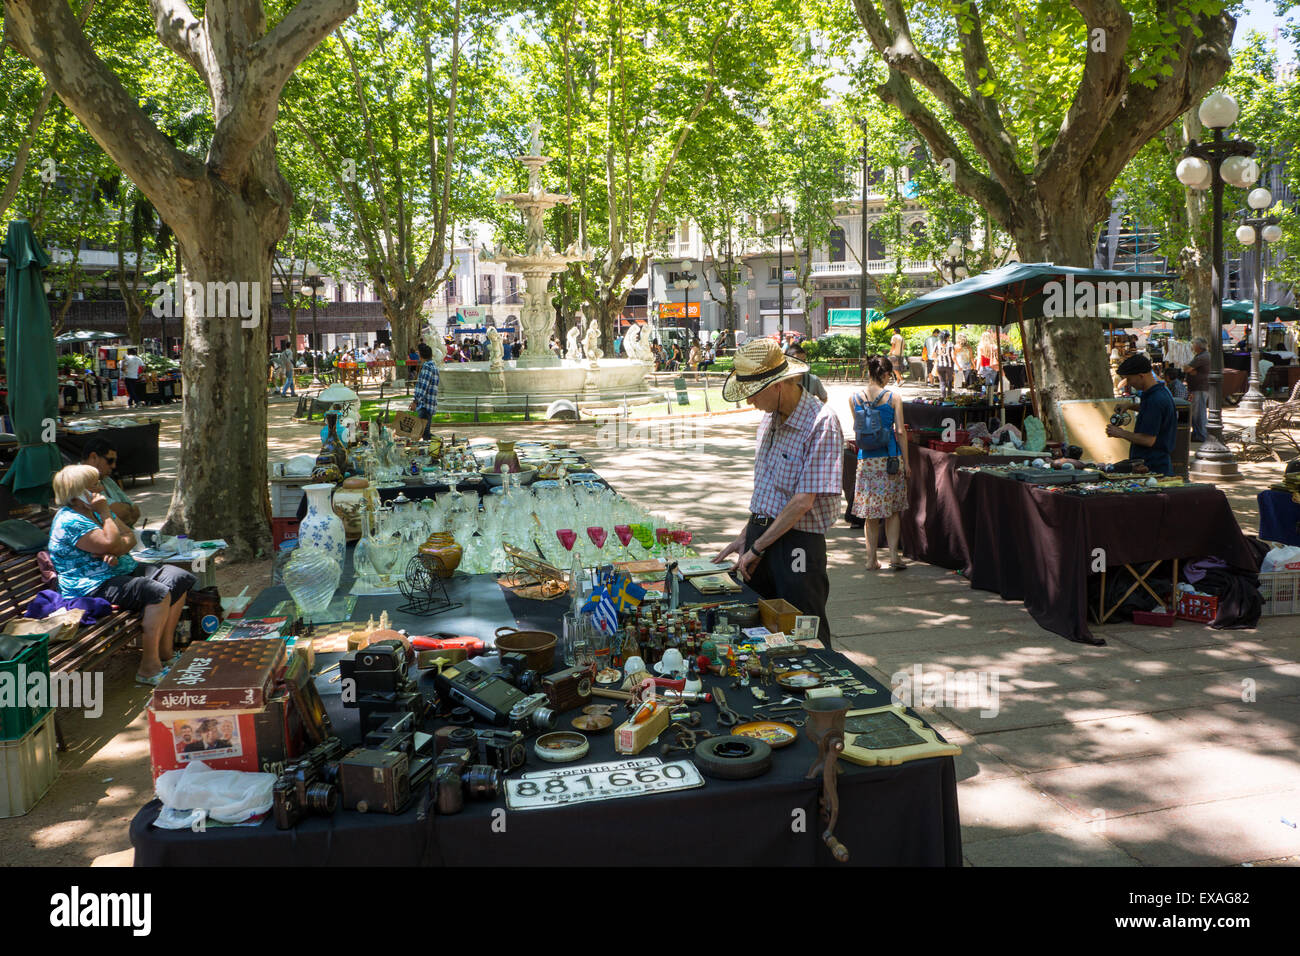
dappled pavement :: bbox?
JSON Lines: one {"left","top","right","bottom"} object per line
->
{"left": 6, "top": 383, "right": 1298, "bottom": 865}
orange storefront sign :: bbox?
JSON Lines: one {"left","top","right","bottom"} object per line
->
{"left": 658, "top": 302, "right": 700, "bottom": 319}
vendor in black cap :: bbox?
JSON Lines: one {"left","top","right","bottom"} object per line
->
{"left": 1105, "top": 352, "right": 1176, "bottom": 476}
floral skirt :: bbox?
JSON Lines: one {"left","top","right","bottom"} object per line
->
{"left": 852, "top": 456, "right": 909, "bottom": 520}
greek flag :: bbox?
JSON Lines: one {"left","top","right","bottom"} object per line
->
{"left": 582, "top": 585, "right": 620, "bottom": 635}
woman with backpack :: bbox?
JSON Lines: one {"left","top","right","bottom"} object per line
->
{"left": 849, "top": 355, "right": 909, "bottom": 571}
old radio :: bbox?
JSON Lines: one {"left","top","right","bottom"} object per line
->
{"left": 541, "top": 667, "right": 592, "bottom": 713}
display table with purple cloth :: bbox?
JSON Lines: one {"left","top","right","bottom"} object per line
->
{"left": 127, "top": 567, "right": 962, "bottom": 867}
{"left": 903, "top": 445, "right": 1258, "bottom": 644}
{"left": 1258, "top": 489, "right": 1300, "bottom": 546}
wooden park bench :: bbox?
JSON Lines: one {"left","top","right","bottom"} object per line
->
{"left": 0, "top": 519, "right": 144, "bottom": 750}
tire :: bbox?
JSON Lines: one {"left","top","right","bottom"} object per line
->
{"left": 693, "top": 736, "right": 773, "bottom": 780}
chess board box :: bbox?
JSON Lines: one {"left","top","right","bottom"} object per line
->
{"left": 146, "top": 639, "right": 309, "bottom": 781}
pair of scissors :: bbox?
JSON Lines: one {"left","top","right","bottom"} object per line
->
{"left": 713, "top": 687, "right": 745, "bottom": 727}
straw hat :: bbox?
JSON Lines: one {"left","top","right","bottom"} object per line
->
{"left": 721, "top": 337, "right": 809, "bottom": 403}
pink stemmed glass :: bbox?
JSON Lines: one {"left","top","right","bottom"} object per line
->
{"left": 557, "top": 529, "right": 577, "bottom": 551}
{"left": 614, "top": 524, "right": 633, "bottom": 561}
{"left": 673, "top": 530, "right": 693, "bottom": 556}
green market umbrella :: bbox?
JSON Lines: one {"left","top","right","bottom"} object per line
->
{"left": 1097, "top": 291, "right": 1187, "bottom": 323}
{"left": 1173, "top": 300, "right": 1300, "bottom": 323}
{"left": 1, "top": 220, "right": 63, "bottom": 504}
{"left": 886, "top": 262, "right": 1175, "bottom": 421}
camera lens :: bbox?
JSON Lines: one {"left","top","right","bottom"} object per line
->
{"left": 507, "top": 742, "right": 526, "bottom": 769}
{"left": 533, "top": 705, "right": 557, "bottom": 730}
{"left": 464, "top": 765, "right": 501, "bottom": 799}
{"left": 303, "top": 782, "right": 338, "bottom": 814}
{"left": 447, "top": 727, "right": 476, "bottom": 749}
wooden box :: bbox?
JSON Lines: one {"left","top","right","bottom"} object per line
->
{"left": 758, "top": 598, "right": 801, "bottom": 635}
{"left": 614, "top": 703, "right": 672, "bottom": 756}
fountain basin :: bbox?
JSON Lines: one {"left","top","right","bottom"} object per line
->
{"left": 437, "top": 358, "right": 655, "bottom": 411}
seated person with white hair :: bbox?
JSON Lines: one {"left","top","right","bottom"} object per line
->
{"left": 47, "top": 464, "right": 196, "bottom": 685}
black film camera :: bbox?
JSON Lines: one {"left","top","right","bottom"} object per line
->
{"left": 272, "top": 737, "right": 345, "bottom": 829}
{"left": 433, "top": 747, "right": 503, "bottom": 815}
{"left": 474, "top": 729, "right": 526, "bottom": 772}
{"left": 499, "top": 651, "right": 541, "bottom": 695}
{"left": 338, "top": 711, "right": 438, "bottom": 815}
{"left": 338, "top": 639, "right": 428, "bottom": 735}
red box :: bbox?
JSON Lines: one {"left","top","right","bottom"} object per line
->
{"left": 1175, "top": 593, "right": 1218, "bottom": 623}
{"left": 146, "top": 689, "right": 306, "bottom": 781}
{"left": 272, "top": 517, "right": 300, "bottom": 550}
{"left": 929, "top": 440, "right": 960, "bottom": 454}
{"left": 1132, "top": 610, "right": 1176, "bottom": 627}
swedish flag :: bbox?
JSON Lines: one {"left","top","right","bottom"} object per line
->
{"left": 611, "top": 572, "right": 647, "bottom": 613}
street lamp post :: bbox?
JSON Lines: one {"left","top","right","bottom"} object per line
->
{"left": 300, "top": 272, "right": 324, "bottom": 380}
{"left": 1236, "top": 186, "right": 1283, "bottom": 414}
{"left": 941, "top": 236, "right": 969, "bottom": 285}
{"left": 674, "top": 260, "right": 699, "bottom": 341}
{"left": 1175, "top": 89, "right": 1260, "bottom": 482}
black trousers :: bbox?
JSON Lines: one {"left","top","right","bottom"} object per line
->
{"left": 743, "top": 520, "right": 832, "bottom": 649}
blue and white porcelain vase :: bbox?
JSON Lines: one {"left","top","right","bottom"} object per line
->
{"left": 299, "top": 482, "right": 346, "bottom": 567}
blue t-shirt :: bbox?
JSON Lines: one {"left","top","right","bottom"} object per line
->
{"left": 855, "top": 389, "right": 900, "bottom": 459}
{"left": 48, "top": 507, "right": 136, "bottom": 598}
{"left": 1131, "top": 381, "right": 1177, "bottom": 476}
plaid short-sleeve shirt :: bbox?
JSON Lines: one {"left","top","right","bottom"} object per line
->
{"left": 750, "top": 389, "right": 844, "bottom": 534}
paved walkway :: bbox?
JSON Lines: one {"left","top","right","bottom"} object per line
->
{"left": 7, "top": 383, "right": 1299, "bottom": 866}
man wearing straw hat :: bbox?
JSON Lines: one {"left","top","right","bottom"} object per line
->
{"left": 715, "top": 338, "right": 843, "bottom": 646}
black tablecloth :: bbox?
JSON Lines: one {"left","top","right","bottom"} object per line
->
{"left": 57, "top": 422, "right": 161, "bottom": 479}
{"left": 903, "top": 401, "right": 1027, "bottom": 432}
{"left": 903, "top": 445, "right": 1258, "bottom": 644}
{"left": 128, "top": 568, "right": 962, "bottom": 866}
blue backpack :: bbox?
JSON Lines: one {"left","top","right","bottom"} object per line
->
{"left": 852, "top": 390, "right": 892, "bottom": 451}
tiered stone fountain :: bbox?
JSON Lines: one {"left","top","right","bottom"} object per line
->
{"left": 434, "top": 121, "right": 658, "bottom": 414}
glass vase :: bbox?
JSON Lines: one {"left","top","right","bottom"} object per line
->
{"left": 283, "top": 545, "right": 341, "bottom": 619}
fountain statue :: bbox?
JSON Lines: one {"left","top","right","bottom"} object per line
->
{"left": 583, "top": 317, "right": 603, "bottom": 368}
{"left": 432, "top": 121, "right": 661, "bottom": 413}
{"left": 486, "top": 326, "right": 505, "bottom": 370}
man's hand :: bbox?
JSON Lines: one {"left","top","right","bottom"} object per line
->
{"left": 1105, "top": 424, "right": 1129, "bottom": 440}
{"left": 713, "top": 530, "right": 747, "bottom": 565}
{"left": 734, "top": 547, "right": 763, "bottom": 582}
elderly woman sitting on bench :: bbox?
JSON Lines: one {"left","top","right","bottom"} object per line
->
{"left": 46, "top": 465, "right": 195, "bottom": 686}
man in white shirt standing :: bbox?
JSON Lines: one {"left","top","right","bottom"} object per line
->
{"left": 121, "top": 348, "right": 145, "bottom": 407}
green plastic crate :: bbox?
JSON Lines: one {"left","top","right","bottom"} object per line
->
{"left": 1, "top": 633, "right": 53, "bottom": 742}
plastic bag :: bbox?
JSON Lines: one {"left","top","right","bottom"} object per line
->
{"left": 1261, "top": 545, "right": 1300, "bottom": 573}
{"left": 154, "top": 759, "right": 275, "bottom": 827}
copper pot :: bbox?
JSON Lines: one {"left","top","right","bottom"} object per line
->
{"left": 418, "top": 531, "right": 462, "bottom": 579}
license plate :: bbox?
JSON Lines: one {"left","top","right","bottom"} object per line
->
{"left": 505, "top": 758, "right": 704, "bottom": 810}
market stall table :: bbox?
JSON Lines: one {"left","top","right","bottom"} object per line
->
{"left": 128, "top": 568, "right": 962, "bottom": 866}
{"left": 56, "top": 420, "right": 161, "bottom": 481}
{"left": 1258, "top": 489, "right": 1300, "bottom": 547}
{"left": 903, "top": 400, "right": 1027, "bottom": 432}
{"left": 902, "top": 444, "right": 1257, "bottom": 644}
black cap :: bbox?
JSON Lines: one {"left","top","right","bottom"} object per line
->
{"left": 1117, "top": 353, "right": 1152, "bottom": 376}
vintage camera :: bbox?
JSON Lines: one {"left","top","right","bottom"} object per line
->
{"left": 432, "top": 747, "right": 503, "bottom": 815}
{"left": 1109, "top": 408, "right": 1134, "bottom": 428}
{"left": 541, "top": 667, "right": 592, "bottom": 713}
{"left": 474, "top": 729, "right": 526, "bottom": 772}
{"left": 509, "top": 693, "right": 557, "bottom": 734}
{"left": 499, "top": 652, "right": 541, "bottom": 695}
{"left": 339, "top": 712, "right": 437, "bottom": 815}
{"left": 272, "top": 736, "right": 344, "bottom": 829}
{"left": 339, "top": 639, "right": 427, "bottom": 734}
{"left": 434, "top": 663, "right": 528, "bottom": 726}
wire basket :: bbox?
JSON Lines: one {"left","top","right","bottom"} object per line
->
{"left": 1259, "top": 570, "right": 1300, "bottom": 616}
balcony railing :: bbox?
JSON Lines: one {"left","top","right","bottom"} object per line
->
{"left": 810, "top": 259, "right": 935, "bottom": 276}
